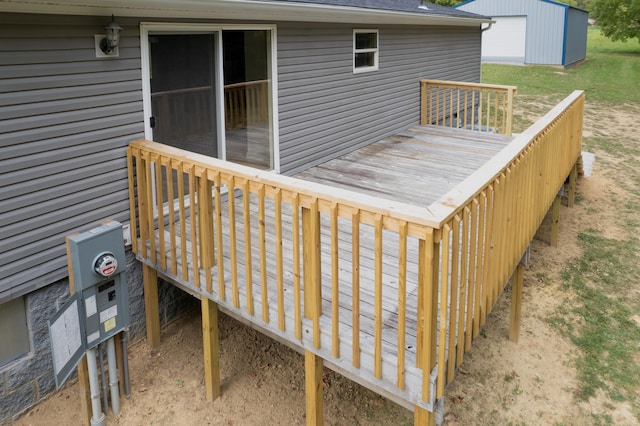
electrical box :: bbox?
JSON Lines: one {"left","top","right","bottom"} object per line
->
{"left": 67, "top": 220, "right": 129, "bottom": 349}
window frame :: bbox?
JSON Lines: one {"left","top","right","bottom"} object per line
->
{"left": 353, "top": 29, "right": 379, "bottom": 74}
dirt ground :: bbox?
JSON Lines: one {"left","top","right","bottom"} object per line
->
{"left": 15, "top": 99, "right": 639, "bottom": 425}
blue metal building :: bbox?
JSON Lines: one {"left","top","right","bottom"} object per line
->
{"left": 455, "top": 0, "right": 588, "bottom": 66}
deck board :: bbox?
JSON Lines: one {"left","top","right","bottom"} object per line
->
{"left": 296, "top": 125, "right": 512, "bottom": 206}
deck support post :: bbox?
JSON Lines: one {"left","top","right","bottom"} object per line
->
{"left": 142, "top": 264, "right": 160, "bottom": 349}
{"left": 550, "top": 195, "right": 561, "bottom": 247}
{"left": 302, "top": 204, "right": 322, "bottom": 320}
{"left": 305, "top": 351, "right": 323, "bottom": 426}
{"left": 66, "top": 235, "right": 91, "bottom": 426}
{"left": 567, "top": 163, "right": 578, "bottom": 208}
{"left": 201, "top": 297, "right": 221, "bottom": 401}
{"left": 114, "top": 334, "right": 126, "bottom": 398}
{"left": 414, "top": 406, "right": 435, "bottom": 426}
{"left": 509, "top": 263, "right": 525, "bottom": 343}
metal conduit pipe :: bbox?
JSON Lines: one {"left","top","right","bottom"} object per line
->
{"left": 107, "top": 337, "right": 120, "bottom": 415}
{"left": 86, "top": 348, "right": 106, "bottom": 426}
{"left": 98, "top": 343, "right": 109, "bottom": 414}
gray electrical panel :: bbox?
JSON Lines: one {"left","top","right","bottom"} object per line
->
{"left": 67, "top": 220, "right": 129, "bottom": 348}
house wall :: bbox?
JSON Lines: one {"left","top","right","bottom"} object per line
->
{"left": 456, "top": 0, "right": 570, "bottom": 65}
{"left": 277, "top": 23, "right": 481, "bottom": 174}
{"left": 0, "top": 13, "right": 145, "bottom": 304}
{"left": 564, "top": 7, "right": 588, "bottom": 66}
{"left": 0, "top": 14, "right": 193, "bottom": 423}
{"left": 0, "top": 12, "right": 482, "bottom": 422}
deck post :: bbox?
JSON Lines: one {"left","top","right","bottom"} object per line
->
{"left": 509, "top": 263, "right": 525, "bottom": 343}
{"left": 417, "top": 232, "right": 439, "bottom": 371}
{"left": 201, "top": 297, "right": 221, "bottom": 401}
{"left": 567, "top": 163, "right": 578, "bottom": 208}
{"left": 142, "top": 264, "right": 161, "bottom": 349}
{"left": 505, "top": 87, "right": 515, "bottom": 136}
{"left": 550, "top": 195, "right": 561, "bottom": 247}
{"left": 114, "top": 334, "right": 126, "bottom": 398}
{"left": 66, "top": 235, "right": 91, "bottom": 426}
{"left": 305, "top": 350, "right": 323, "bottom": 425}
{"left": 302, "top": 203, "right": 322, "bottom": 320}
{"left": 414, "top": 406, "right": 435, "bottom": 426}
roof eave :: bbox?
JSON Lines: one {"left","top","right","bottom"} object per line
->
{"left": 0, "top": 0, "right": 492, "bottom": 26}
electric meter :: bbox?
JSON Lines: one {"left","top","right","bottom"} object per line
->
{"left": 94, "top": 252, "right": 118, "bottom": 277}
{"left": 67, "top": 220, "right": 129, "bottom": 348}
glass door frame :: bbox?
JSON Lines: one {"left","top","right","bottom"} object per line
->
{"left": 139, "top": 22, "right": 280, "bottom": 172}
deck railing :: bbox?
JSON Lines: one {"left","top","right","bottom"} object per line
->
{"left": 224, "top": 80, "right": 269, "bottom": 129}
{"left": 128, "top": 89, "right": 583, "bottom": 411}
{"left": 420, "top": 79, "right": 517, "bottom": 136}
{"left": 150, "top": 80, "right": 269, "bottom": 139}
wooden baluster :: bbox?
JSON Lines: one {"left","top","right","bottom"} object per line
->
{"left": 226, "top": 176, "right": 238, "bottom": 307}
{"left": 214, "top": 172, "right": 225, "bottom": 300}
{"left": 188, "top": 165, "right": 199, "bottom": 288}
{"left": 126, "top": 147, "right": 138, "bottom": 254}
{"left": 275, "top": 188, "right": 285, "bottom": 331}
{"left": 330, "top": 202, "right": 340, "bottom": 358}
{"left": 374, "top": 214, "right": 383, "bottom": 379}
{"left": 447, "top": 216, "right": 461, "bottom": 384}
{"left": 167, "top": 160, "right": 177, "bottom": 276}
{"left": 243, "top": 180, "right": 254, "bottom": 315}
{"left": 292, "top": 193, "right": 302, "bottom": 340}
{"left": 397, "top": 221, "right": 407, "bottom": 390}
{"left": 258, "top": 184, "right": 269, "bottom": 323}
{"left": 352, "top": 210, "right": 361, "bottom": 368}
{"left": 177, "top": 163, "right": 188, "bottom": 282}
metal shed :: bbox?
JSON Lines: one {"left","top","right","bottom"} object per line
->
{"left": 455, "top": 0, "right": 588, "bottom": 66}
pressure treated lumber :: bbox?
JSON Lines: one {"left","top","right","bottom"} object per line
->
{"left": 509, "top": 264, "right": 525, "bottom": 343}
{"left": 305, "top": 351, "right": 323, "bottom": 426}
{"left": 66, "top": 234, "right": 91, "bottom": 426}
{"left": 143, "top": 264, "right": 160, "bottom": 349}
{"left": 127, "top": 89, "right": 585, "bottom": 423}
{"left": 202, "top": 297, "right": 221, "bottom": 401}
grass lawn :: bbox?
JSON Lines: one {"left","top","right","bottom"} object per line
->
{"left": 482, "top": 27, "right": 640, "bottom": 105}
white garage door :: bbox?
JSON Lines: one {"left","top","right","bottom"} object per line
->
{"left": 482, "top": 16, "right": 527, "bottom": 62}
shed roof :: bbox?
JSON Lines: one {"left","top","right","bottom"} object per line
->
{"left": 0, "top": 0, "right": 491, "bottom": 26}
{"left": 455, "top": 0, "right": 588, "bottom": 14}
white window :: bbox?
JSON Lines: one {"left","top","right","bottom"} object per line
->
{"left": 353, "top": 29, "right": 378, "bottom": 73}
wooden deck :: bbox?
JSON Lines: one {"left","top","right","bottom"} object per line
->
{"left": 297, "top": 125, "right": 513, "bottom": 205}
{"left": 137, "top": 125, "right": 513, "bottom": 412}
{"left": 127, "top": 84, "right": 585, "bottom": 426}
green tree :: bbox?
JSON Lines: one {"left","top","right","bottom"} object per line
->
{"left": 592, "top": 0, "right": 640, "bottom": 42}
{"left": 430, "top": 0, "right": 461, "bottom": 6}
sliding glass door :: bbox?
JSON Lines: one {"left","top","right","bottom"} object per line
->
{"left": 145, "top": 26, "right": 275, "bottom": 171}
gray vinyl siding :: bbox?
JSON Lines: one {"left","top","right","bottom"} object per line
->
{"left": 457, "top": 0, "right": 587, "bottom": 66}
{"left": 564, "top": 8, "right": 588, "bottom": 66}
{"left": 277, "top": 23, "right": 481, "bottom": 175}
{"left": 1, "top": 14, "right": 481, "bottom": 302}
{"left": 0, "top": 13, "right": 144, "bottom": 303}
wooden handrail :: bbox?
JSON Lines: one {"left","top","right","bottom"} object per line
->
{"left": 420, "top": 79, "right": 517, "bottom": 136}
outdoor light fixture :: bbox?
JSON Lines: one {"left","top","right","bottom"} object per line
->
{"left": 99, "top": 15, "right": 122, "bottom": 55}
